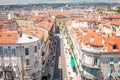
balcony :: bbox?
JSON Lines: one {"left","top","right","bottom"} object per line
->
{"left": 81, "top": 71, "right": 99, "bottom": 80}
{"left": 81, "top": 44, "right": 107, "bottom": 54}
{"left": 25, "top": 65, "right": 31, "bottom": 70}
{"left": 34, "top": 61, "right": 39, "bottom": 67}
{"left": 2, "top": 66, "right": 13, "bottom": 72}
{"left": 82, "top": 62, "right": 100, "bottom": 69}
{"left": 31, "top": 71, "right": 40, "bottom": 79}
{"left": 24, "top": 76, "right": 31, "bottom": 79}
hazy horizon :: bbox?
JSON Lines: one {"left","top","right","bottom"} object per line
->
{"left": 0, "top": 0, "right": 120, "bottom": 5}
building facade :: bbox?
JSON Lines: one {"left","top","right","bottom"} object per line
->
{"left": 0, "top": 29, "right": 44, "bottom": 80}
{"left": 65, "top": 16, "right": 120, "bottom": 80}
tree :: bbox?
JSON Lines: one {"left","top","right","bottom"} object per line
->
{"left": 116, "top": 7, "right": 120, "bottom": 13}
{"left": 99, "top": 11, "right": 103, "bottom": 14}
{"left": 70, "top": 43, "right": 74, "bottom": 51}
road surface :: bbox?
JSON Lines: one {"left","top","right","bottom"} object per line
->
{"left": 53, "top": 30, "right": 67, "bottom": 80}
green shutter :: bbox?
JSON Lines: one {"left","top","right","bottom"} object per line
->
{"left": 86, "top": 67, "right": 90, "bottom": 75}
{"left": 93, "top": 69, "right": 97, "bottom": 78}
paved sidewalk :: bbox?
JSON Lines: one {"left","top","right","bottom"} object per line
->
{"left": 63, "top": 35, "right": 77, "bottom": 80}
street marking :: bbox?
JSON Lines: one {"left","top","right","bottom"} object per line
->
{"left": 58, "top": 57, "right": 61, "bottom": 69}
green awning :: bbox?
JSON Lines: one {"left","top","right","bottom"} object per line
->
{"left": 69, "top": 51, "right": 76, "bottom": 68}
{"left": 93, "top": 69, "right": 97, "bottom": 78}
{"left": 70, "top": 58, "right": 76, "bottom": 68}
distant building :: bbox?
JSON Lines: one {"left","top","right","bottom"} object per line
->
{"left": 0, "top": 11, "right": 14, "bottom": 20}
{"left": 16, "top": 20, "right": 35, "bottom": 27}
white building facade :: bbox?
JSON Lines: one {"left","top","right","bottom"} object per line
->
{"left": 0, "top": 31, "right": 44, "bottom": 80}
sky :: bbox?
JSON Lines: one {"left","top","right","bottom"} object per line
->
{"left": 0, "top": 0, "right": 120, "bottom": 5}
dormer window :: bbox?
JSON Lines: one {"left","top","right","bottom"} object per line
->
{"left": 28, "top": 36, "right": 32, "bottom": 39}
{"left": 112, "top": 44, "right": 117, "bottom": 50}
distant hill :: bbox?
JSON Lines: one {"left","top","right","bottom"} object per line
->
{"left": 0, "top": 2, "right": 119, "bottom": 11}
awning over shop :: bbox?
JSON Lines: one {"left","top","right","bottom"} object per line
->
{"left": 69, "top": 51, "right": 76, "bottom": 68}
{"left": 70, "top": 57, "right": 76, "bottom": 68}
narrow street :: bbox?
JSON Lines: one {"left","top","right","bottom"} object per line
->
{"left": 53, "top": 35, "right": 61, "bottom": 80}
{"left": 53, "top": 29, "right": 67, "bottom": 80}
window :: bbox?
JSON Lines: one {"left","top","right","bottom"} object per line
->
{"left": 119, "top": 58, "right": 120, "bottom": 65}
{"left": 12, "top": 49, "right": 16, "bottom": 56}
{"left": 34, "top": 46, "right": 37, "bottom": 53}
{"left": 112, "top": 44, "right": 117, "bottom": 50}
{"left": 34, "top": 57, "right": 38, "bottom": 63}
{"left": 26, "top": 70, "right": 31, "bottom": 76}
{"left": 93, "top": 69, "right": 97, "bottom": 78}
{"left": 0, "top": 71, "right": 3, "bottom": 78}
{"left": 97, "top": 58, "right": 100, "bottom": 66}
{"left": 86, "top": 67, "right": 90, "bottom": 75}
{"left": 28, "top": 36, "right": 32, "bottom": 39}
{"left": 42, "top": 52, "right": 45, "bottom": 56}
{"left": 110, "top": 58, "right": 113, "bottom": 62}
{"left": 108, "top": 69, "right": 113, "bottom": 78}
{"left": 25, "top": 48, "right": 29, "bottom": 55}
{"left": 81, "top": 65, "right": 84, "bottom": 71}
{"left": 38, "top": 43, "right": 40, "bottom": 49}
{"left": 0, "top": 47, "right": 3, "bottom": 55}
{"left": 94, "top": 58, "right": 97, "bottom": 65}
{"left": 110, "top": 58, "right": 113, "bottom": 65}
{"left": 4, "top": 48, "right": 8, "bottom": 56}
{"left": 42, "top": 60, "right": 45, "bottom": 65}
{"left": 26, "top": 59, "right": 30, "bottom": 65}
